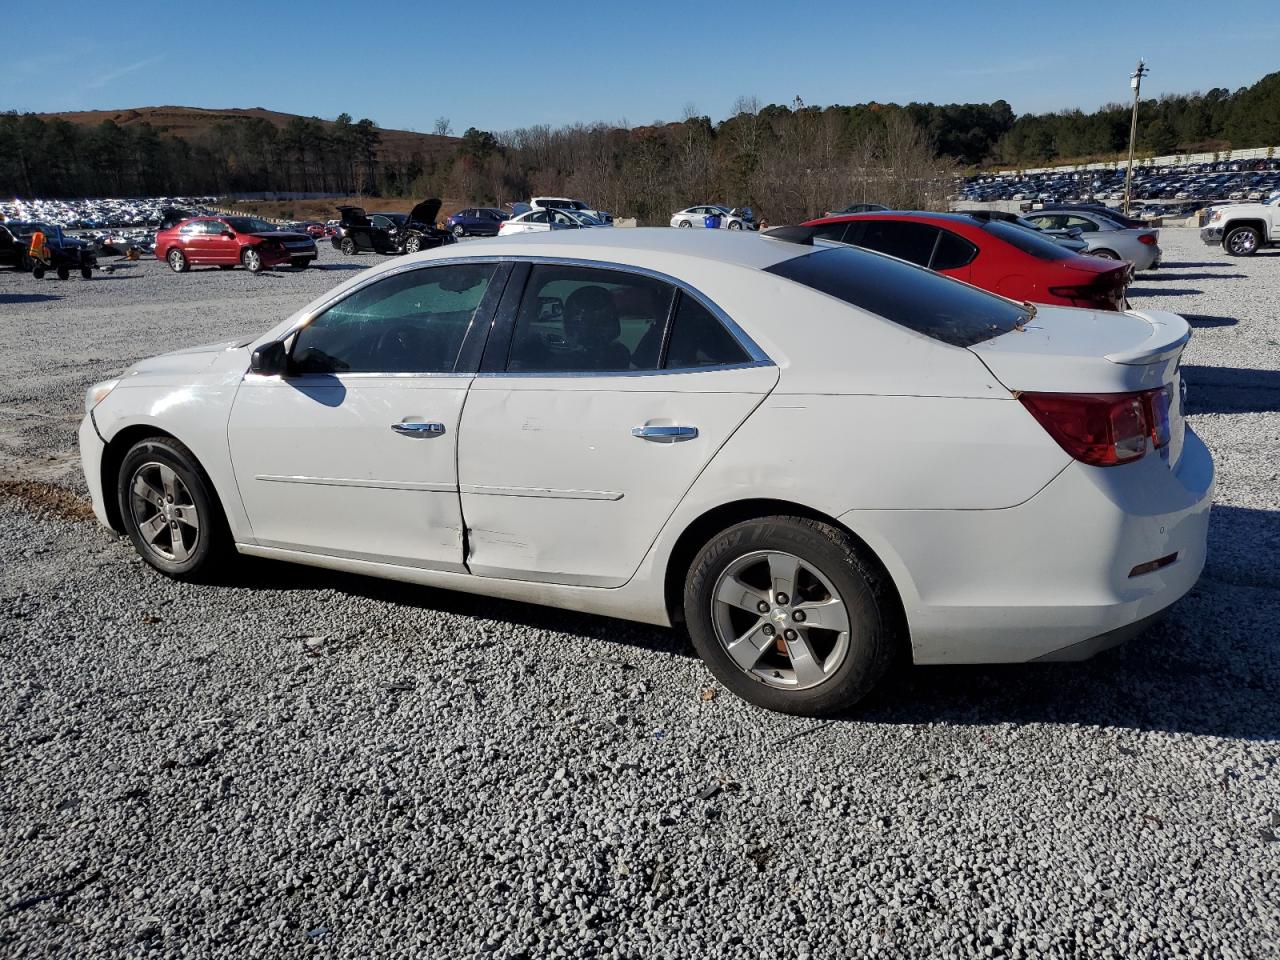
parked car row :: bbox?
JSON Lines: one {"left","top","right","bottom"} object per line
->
{"left": 960, "top": 158, "right": 1280, "bottom": 205}
{"left": 79, "top": 225, "right": 1213, "bottom": 717}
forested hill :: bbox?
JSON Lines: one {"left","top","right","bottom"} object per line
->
{"left": 1, "top": 71, "right": 1277, "bottom": 203}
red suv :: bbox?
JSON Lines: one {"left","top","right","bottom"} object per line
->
{"left": 155, "top": 216, "right": 317, "bottom": 273}
{"left": 799, "top": 212, "right": 1130, "bottom": 310}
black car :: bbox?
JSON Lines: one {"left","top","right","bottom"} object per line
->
{"left": 5, "top": 221, "right": 97, "bottom": 279}
{"left": 333, "top": 200, "right": 454, "bottom": 256}
{"left": 0, "top": 222, "right": 27, "bottom": 271}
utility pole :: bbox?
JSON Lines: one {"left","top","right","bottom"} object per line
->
{"left": 1123, "top": 59, "right": 1149, "bottom": 215}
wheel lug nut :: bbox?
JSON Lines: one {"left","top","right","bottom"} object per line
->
{"left": 776, "top": 592, "right": 789, "bottom": 606}
{"left": 762, "top": 624, "right": 775, "bottom": 637}
{"left": 793, "top": 610, "right": 806, "bottom": 623}
{"left": 784, "top": 629, "right": 798, "bottom": 641}
{"left": 757, "top": 601, "right": 770, "bottom": 614}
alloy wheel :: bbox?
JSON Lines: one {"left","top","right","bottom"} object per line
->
{"left": 243, "top": 249, "right": 261, "bottom": 272}
{"left": 711, "top": 550, "right": 851, "bottom": 690}
{"left": 1228, "top": 229, "right": 1258, "bottom": 254}
{"left": 405, "top": 235, "right": 422, "bottom": 253}
{"left": 168, "top": 250, "right": 185, "bottom": 271}
{"left": 128, "top": 462, "right": 200, "bottom": 563}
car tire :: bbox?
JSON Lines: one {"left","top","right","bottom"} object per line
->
{"left": 56, "top": 265, "right": 70, "bottom": 280}
{"left": 32, "top": 264, "right": 45, "bottom": 279}
{"left": 80, "top": 266, "right": 93, "bottom": 279}
{"left": 727, "top": 220, "right": 743, "bottom": 230}
{"left": 290, "top": 257, "right": 310, "bottom": 269}
{"left": 242, "top": 247, "right": 263, "bottom": 273}
{"left": 684, "top": 516, "right": 900, "bottom": 716}
{"left": 117, "top": 436, "right": 229, "bottom": 580}
{"left": 1224, "top": 225, "right": 1260, "bottom": 256}
{"left": 340, "top": 237, "right": 356, "bottom": 256}
{"left": 167, "top": 249, "right": 188, "bottom": 273}
{"left": 452, "top": 224, "right": 465, "bottom": 238}
{"left": 1091, "top": 248, "right": 1120, "bottom": 260}
{"left": 404, "top": 235, "right": 422, "bottom": 254}
{"left": 678, "top": 220, "right": 692, "bottom": 228}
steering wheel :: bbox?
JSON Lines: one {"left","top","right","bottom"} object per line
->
{"left": 374, "top": 323, "right": 430, "bottom": 369}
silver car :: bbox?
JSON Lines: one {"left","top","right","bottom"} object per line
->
{"left": 670, "top": 205, "right": 754, "bottom": 230}
{"left": 1024, "top": 210, "right": 1162, "bottom": 271}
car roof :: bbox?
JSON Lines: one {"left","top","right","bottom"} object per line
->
{"left": 806, "top": 211, "right": 980, "bottom": 227}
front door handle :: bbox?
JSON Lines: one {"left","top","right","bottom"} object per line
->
{"left": 391, "top": 421, "right": 446, "bottom": 437}
{"left": 632, "top": 424, "right": 698, "bottom": 442}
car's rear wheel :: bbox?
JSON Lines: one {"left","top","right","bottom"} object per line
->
{"left": 117, "top": 437, "right": 228, "bottom": 580}
{"left": 340, "top": 237, "right": 356, "bottom": 256}
{"left": 684, "top": 517, "right": 899, "bottom": 716}
{"left": 242, "top": 247, "right": 263, "bottom": 273}
{"left": 1091, "top": 248, "right": 1120, "bottom": 259}
{"left": 167, "top": 249, "right": 187, "bottom": 272}
{"left": 404, "top": 235, "right": 422, "bottom": 254}
{"left": 1224, "top": 225, "right": 1260, "bottom": 256}
{"left": 452, "top": 224, "right": 465, "bottom": 238}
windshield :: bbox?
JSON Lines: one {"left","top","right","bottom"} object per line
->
{"left": 982, "top": 220, "right": 1071, "bottom": 261}
{"left": 226, "top": 217, "right": 277, "bottom": 234}
{"left": 765, "top": 245, "right": 1029, "bottom": 348}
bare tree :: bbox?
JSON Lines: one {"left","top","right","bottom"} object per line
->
{"left": 433, "top": 116, "right": 453, "bottom": 137}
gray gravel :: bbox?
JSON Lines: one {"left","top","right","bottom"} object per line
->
{"left": 1, "top": 231, "right": 1278, "bottom": 959}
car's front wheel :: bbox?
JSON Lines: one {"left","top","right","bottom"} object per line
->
{"left": 117, "top": 436, "right": 228, "bottom": 579}
{"left": 727, "top": 220, "right": 743, "bottom": 230}
{"left": 1224, "top": 225, "right": 1261, "bottom": 256}
{"left": 678, "top": 219, "right": 692, "bottom": 228}
{"left": 167, "top": 248, "right": 188, "bottom": 272}
{"left": 404, "top": 235, "right": 422, "bottom": 254}
{"left": 684, "top": 517, "right": 899, "bottom": 716}
{"left": 242, "top": 247, "right": 263, "bottom": 273}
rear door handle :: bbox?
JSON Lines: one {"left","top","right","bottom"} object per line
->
{"left": 391, "top": 421, "right": 446, "bottom": 437}
{"left": 632, "top": 424, "right": 698, "bottom": 442}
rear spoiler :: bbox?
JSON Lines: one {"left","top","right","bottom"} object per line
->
{"left": 1109, "top": 310, "right": 1192, "bottom": 365}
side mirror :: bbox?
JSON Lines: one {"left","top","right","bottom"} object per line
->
{"left": 249, "top": 340, "right": 287, "bottom": 376}
{"left": 222, "top": 229, "right": 235, "bottom": 238}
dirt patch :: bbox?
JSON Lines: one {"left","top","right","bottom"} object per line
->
{"left": 0, "top": 480, "right": 95, "bottom": 522}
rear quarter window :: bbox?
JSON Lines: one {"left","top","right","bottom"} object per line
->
{"left": 765, "top": 245, "right": 1029, "bottom": 348}
{"left": 983, "top": 220, "right": 1070, "bottom": 261}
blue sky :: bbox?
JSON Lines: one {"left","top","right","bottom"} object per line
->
{"left": 3, "top": 1, "right": 1277, "bottom": 133}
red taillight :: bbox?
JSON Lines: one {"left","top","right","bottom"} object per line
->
{"left": 1019, "top": 386, "right": 1172, "bottom": 466}
{"left": 1138, "top": 233, "right": 1157, "bottom": 245}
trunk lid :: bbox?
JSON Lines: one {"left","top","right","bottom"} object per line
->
{"left": 968, "top": 306, "right": 1190, "bottom": 394}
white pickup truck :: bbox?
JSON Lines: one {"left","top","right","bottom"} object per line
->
{"left": 1199, "top": 196, "right": 1280, "bottom": 255}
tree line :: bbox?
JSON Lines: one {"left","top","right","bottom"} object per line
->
{"left": 1, "top": 71, "right": 1277, "bottom": 222}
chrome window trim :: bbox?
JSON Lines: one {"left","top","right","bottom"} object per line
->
{"left": 279, "top": 254, "right": 772, "bottom": 371}
{"left": 473, "top": 360, "right": 773, "bottom": 380}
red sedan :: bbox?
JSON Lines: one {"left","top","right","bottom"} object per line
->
{"left": 799, "top": 212, "right": 1130, "bottom": 310}
{"left": 155, "top": 216, "right": 317, "bottom": 274}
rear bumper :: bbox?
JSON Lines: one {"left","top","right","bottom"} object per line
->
{"left": 842, "top": 427, "right": 1214, "bottom": 664}
{"left": 1200, "top": 226, "right": 1224, "bottom": 245}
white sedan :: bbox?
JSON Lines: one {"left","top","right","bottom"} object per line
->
{"left": 79, "top": 229, "right": 1213, "bottom": 715}
{"left": 671, "top": 205, "right": 754, "bottom": 230}
{"left": 498, "top": 208, "right": 610, "bottom": 236}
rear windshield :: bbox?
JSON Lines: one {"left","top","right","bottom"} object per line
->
{"left": 765, "top": 245, "right": 1028, "bottom": 348}
{"left": 982, "top": 220, "right": 1070, "bottom": 261}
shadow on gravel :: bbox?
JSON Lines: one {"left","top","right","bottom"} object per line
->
{"left": 1141, "top": 272, "right": 1247, "bottom": 282}
{"left": 1128, "top": 287, "right": 1203, "bottom": 298}
{"left": 1183, "top": 364, "right": 1280, "bottom": 413}
{"left": 0, "top": 293, "right": 63, "bottom": 304}
{"left": 313, "top": 263, "right": 370, "bottom": 272}
{"left": 1159, "top": 261, "right": 1233, "bottom": 269}
{"left": 859, "top": 503, "right": 1280, "bottom": 741}
{"left": 1182, "top": 314, "right": 1239, "bottom": 329}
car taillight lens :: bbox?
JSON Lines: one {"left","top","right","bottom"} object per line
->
{"left": 1019, "top": 387, "right": 1173, "bottom": 466}
{"left": 1138, "top": 233, "right": 1157, "bottom": 245}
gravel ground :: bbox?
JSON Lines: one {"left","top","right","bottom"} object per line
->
{"left": 1, "top": 231, "right": 1278, "bottom": 959}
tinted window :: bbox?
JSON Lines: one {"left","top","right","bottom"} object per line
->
{"left": 1063, "top": 215, "right": 1101, "bottom": 231}
{"left": 982, "top": 220, "right": 1070, "bottom": 261}
{"left": 507, "top": 265, "right": 675, "bottom": 373}
{"left": 809, "top": 222, "right": 850, "bottom": 243}
{"left": 849, "top": 220, "right": 939, "bottom": 266}
{"left": 764, "top": 246, "right": 1028, "bottom": 348}
{"left": 930, "top": 230, "right": 978, "bottom": 270}
{"left": 291, "top": 264, "right": 496, "bottom": 374}
{"left": 664, "top": 294, "right": 750, "bottom": 369}
{"left": 226, "top": 217, "right": 276, "bottom": 233}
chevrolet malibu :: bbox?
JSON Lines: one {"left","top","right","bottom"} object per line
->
{"left": 79, "top": 230, "right": 1213, "bottom": 715}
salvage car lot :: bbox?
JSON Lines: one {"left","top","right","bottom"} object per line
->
{"left": 1, "top": 233, "right": 1278, "bottom": 957}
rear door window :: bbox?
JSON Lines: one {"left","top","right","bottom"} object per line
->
{"left": 663, "top": 294, "right": 751, "bottom": 369}
{"left": 764, "top": 245, "right": 1028, "bottom": 348}
{"left": 849, "top": 220, "right": 940, "bottom": 266}
{"left": 930, "top": 230, "right": 978, "bottom": 270}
